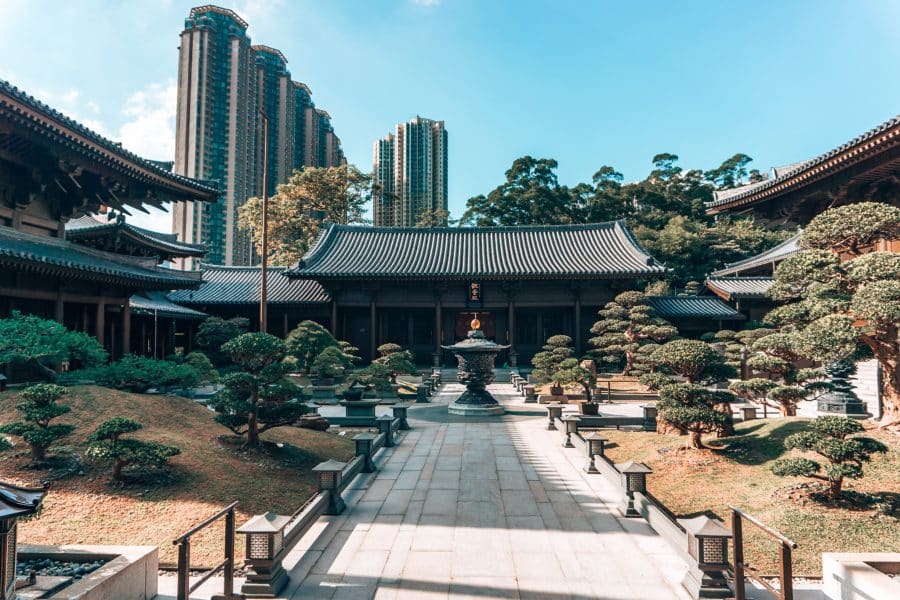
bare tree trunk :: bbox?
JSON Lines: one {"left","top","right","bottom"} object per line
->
{"left": 112, "top": 459, "right": 125, "bottom": 481}
{"left": 690, "top": 430, "right": 704, "bottom": 449}
{"left": 880, "top": 360, "right": 900, "bottom": 425}
{"left": 828, "top": 477, "right": 843, "bottom": 501}
{"left": 247, "top": 389, "right": 260, "bottom": 447}
{"left": 780, "top": 402, "right": 797, "bottom": 417}
{"left": 29, "top": 443, "right": 46, "bottom": 462}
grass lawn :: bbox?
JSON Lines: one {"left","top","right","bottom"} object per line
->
{"left": 599, "top": 418, "right": 900, "bottom": 577}
{"left": 0, "top": 385, "right": 355, "bottom": 567}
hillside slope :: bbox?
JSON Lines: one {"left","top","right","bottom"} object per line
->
{"left": 0, "top": 385, "right": 355, "bottom": 566}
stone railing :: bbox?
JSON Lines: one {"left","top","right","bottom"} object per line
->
{"left": 547, "top": 409, "right": 755, "bottom": 599}
{"left": 234, "top": 415, "right": 410, "bottom": 597}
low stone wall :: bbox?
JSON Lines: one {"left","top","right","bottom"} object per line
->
{"left": 822, "top": 552, "right": 900, "bottom": 600}
{"left": 18, "top": 544, "right": 157, "bottom": 600}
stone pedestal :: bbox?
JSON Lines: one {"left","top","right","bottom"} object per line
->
{"left": 340, "top": 399, "right": 380, "bottom": 419}
{"left": 311, "top": 384, "right": 340, "bottom": 404}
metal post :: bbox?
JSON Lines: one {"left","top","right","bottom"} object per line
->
{"left": 259, "top": 109, "right": 269, "bottom": 334}
{"left": 732, "top": 509, "right": 745, "bottom": 600}
{"left": 177, "top": 541, "right": 190, "bottom": 600}
{"left": 224, "top": 508, "right": 235, "bottom": 597}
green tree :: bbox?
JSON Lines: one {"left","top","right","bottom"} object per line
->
{"left": 771, "top": 416, "right": 888, "bottom": 501}
{"left": 415, "top": 208, "right": 451, "bottom": 228}
{"left": 657, "top": 384, "right": 729, "bottom": 449}
{"left": 762, "top": 202, "right": 900, "bottom": 424}
{"left": 374, "top": 343, "right": 417, "bottom": 384}
{"left": 212, "top": 333, "right": 305, "bottom": 447}
{"left": 184, "top": 351, "right": 218, "bottom": 385}
{"left": 460, "top": 157, "right": 576, "bottom": 226}
{"left": 0, "top": 312, "right": 107, "bottom": 380}
{"left": 589, "top": 292, "right": 678, "bottom": 376}
{"left": 195, "top": 317, "right": 249, "bottom": 366}
{"left": 0, "top": 383, "right": 73, "bottom": 462}
{"left": 286, "top": 320, "right": 342, "bottom": 374}
{"left": 531, "top": 335, "right": 576, "bottom": 384}
{"left": 94, "top": 355, "right": 199, "bottom": 393}
{"left": 239, "top": 165, "right": 372, "bottom": 265}
{"left": 86, "top": 418, "right": 180, "bottom": 481}
{"left": 650, "top": 339, "right": 733, "bottom": 384}
{"left": 311, "top": 346, "right": 350, "bottom": 380}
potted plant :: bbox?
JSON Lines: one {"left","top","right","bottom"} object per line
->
{"left": 341, "top": 380, "right": 367, "bottom": 402}
{"left": 531, "top": 335, "right": 576, "bottom": 397}
{"left": 374, "top": 343, "right": 417, "bottom": 393}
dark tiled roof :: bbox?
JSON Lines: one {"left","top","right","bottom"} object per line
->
{"left": 0, "top": 80, "right": 219, "bottom": 201}
{"left": 705, "top": 277, "right": 774, "bottom": 301}
{"left": 288, "top": 221, "right": 667, "bottom": 281}
{"left": 169, "top": 265, "right": 330, "bottom": 305}
{"left": 706, "top": 114, "right": 900, "bottom": 212}
{"left": 66, "top": 215, "right": 207, "bottom": 258}
{"left": 0, "top": 226, "right": 203, "bottom": 289}
{"left": 130, "top": 292, "right": 207, "bottom": 320}
{"left": 648, "top": 296, "right": 746, "bottom": 321}
{"left": 712, "top": 234, "right": 801, "bottom": 277}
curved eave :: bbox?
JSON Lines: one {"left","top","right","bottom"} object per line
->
{"left": 68, "top": 225, "right": 207, "bottom": 259}
{"left": 286, "top": 270, "right": 668, "bottom": 282}
{"left": 0, "top": 80, "right": 219, "bottom": 202}
{"left": 0, "top": 254, "right": 201, "bottom": 291}
{"left": 705, "top": 115, "right": 900, "bottom": 214}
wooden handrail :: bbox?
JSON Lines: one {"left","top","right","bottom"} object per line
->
{"left": 728, "top": 506, "right": 797, "bottom": 548}
{"left": 172, "top": 501, "right": 239, "bottom": 544}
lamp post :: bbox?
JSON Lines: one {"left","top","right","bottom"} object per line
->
{"left": 237, "top": 511, "right": 290, "bottom": 597}
{"left": 582, "top": 432, "right": 608, "bottom": 474}
{"left": 616, "top": 460, "right": 652, "bottom": 517}
{"left": 258, "top": 108, "right": 269, "bottom": 334}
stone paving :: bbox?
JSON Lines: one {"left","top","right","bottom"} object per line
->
{"left": 157, "top": 382, "right": 692, "bottom": 599}
{"left": 272, "top": 383, "right": 691, "bottom": 600}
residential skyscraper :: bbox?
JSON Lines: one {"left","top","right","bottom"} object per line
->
{"left": 173, "top": 5, "right": 345, "bottom": 266}
{"left": 372, "top": 117, "right": 448, "bottom": 227}
{"left": 172, "top": 5, "right": 257, "bottom": 266}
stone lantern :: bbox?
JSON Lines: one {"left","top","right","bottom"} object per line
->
{"left": 546, "top": 403, "right": 564, "bottom": 431}
{"left": 561, "top": 415, "right": 581, "bottom": 448}
{"left": 681, "top": 515, "right": 733, "bottom": 598}
{"left": 582, "top": 432, "right": 608, "bottom": 474}
{"left": 376, "top": 415, "right": 395, "bottom": 447}
{"left": 353, "top": 433, "right": 377, "bottom": 473}
{"left": 0, "top": 481, "right": 46, "bottom": 600}
{"left": 313, "top": 460, "right": 347, "bottom": 515}
{"left": 237, "top": 511, "right": 291, "bottom": 597}
{"left": 615, "top": 460, "right": 651, "bottom": 517}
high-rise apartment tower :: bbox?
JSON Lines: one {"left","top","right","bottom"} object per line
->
{"left": 372, "top": 117, "right": 448, "bottom": 227}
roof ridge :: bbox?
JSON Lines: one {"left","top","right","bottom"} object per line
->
{"left": 321, "top": 222, "right": 620, "bottom": 234}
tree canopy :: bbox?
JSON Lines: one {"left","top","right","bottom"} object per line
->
{"left": 239, "top": 164, "right": 373, "bottom": 266}
{"left": 459, "top": 154, "right": 792, "bottom": 284}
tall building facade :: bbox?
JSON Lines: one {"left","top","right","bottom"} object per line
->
{"left": 173, "top": 5, "right": 345, "bottom": 266}
{"left": 372, "top": 117, "right": 448, "bottom": 227}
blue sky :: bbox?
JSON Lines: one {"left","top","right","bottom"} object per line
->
{"left": 1, "top": 0, "right": 899, "bottom": 231}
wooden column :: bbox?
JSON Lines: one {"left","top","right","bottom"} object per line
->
{"left": 331, "top": 301, "right": 338, "bottom": 337}
{"left": 369, "top": 300, "right": 377, "bottom": 361}
{"left": 141, "top": 321, "right": 147, "bottom": 356}
{"left": 434, "top": 298, "right": 442, "bottom": 366}
{"left": 95, "top": 301, "right": 106, "bottom": 348}
{"left": 82, "top": 304, "right": 89, "bottom": 332}
{"left": 574, "top": 296, "right": 582, "bottom": 357}
{"left": 283, "top": 313, "right": 289, "bottom": 338}
{"left": 122, "top": 302, "right": 131, "bottom": 357}
{"left": 507, "top": 300, "right": 517, "bottom": 367}
{"left": 54, "top": 290, "right": 64, "bottom": 324}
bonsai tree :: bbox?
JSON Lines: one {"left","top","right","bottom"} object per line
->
{"left": 195, "top": 316, "right": 249, "bottom": 366}
{"left": 589, "top": 291, "right": 678, "bottom": 376}
{"left": 86, "top": 418, "right": 180, "bottom": 481}
{"left": 707, "top": 330, "right": 743, "bottom": 369}
{"left": 311, "top": 346, "right": 350, "bottom": 380}
{"left": 0, "top": 312, "right": 107, "bottom": 380}
{"left": 285, "top": 320, "right": 342, "bottom": 374}
{"left": 211, "top": 333, "right": 305, "bottom": 447}
{"left": 531, "top": 335, "right": 575, "bottom": 387}
{"left": 639, "top": 372, "right": 675, "bottom": 391}
{"left": 0, "top": 383, "right": 73, "bottom": 462}
{"left": 184, "top": 351, "right": 218, "bottom": 385}
{"left": 650, "top": 339, "right": 736, "bottom": 384}
{"left": 771, "top": 416, "right": 888, "bottom": 501}
{"left": 680, "top": 281, "right": 701, "bottom": 296}
{"left": 763, "top": 202, "right": 900, "bottom": 425}
{"left": 729, "top": 378, "right": 778, "bottom": 406}
{"left": 765, "top": 385, "right": 810, "bottom": 417}
{"left": 374, "top": 343, "right": 417, "bottom": 384}
{"left": 656, "top": 384, "right": 729, "bottom": 449}
{"left": 553, "top": 358, "right": 595, "bottom": 402}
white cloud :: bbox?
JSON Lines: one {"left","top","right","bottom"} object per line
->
{"left": 233, "top": 0, "right": 286, "bottom": 31}
{"left": 119, "top": 80, "right": 177, "bottom": 160}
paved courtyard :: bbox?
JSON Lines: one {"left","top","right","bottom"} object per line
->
{"left": 271, "top": 383, "right": 690, "bottom": 600}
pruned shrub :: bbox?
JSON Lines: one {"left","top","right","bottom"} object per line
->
{"left": 0, "top": 383, "right": 73, "bottom": 462}
{"left": 86, "top": 418, "right": 180, "bottom": 481}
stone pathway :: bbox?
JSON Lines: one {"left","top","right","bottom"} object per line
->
{"left": 273, "top": 383, "right": 690, "bottom": 599}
